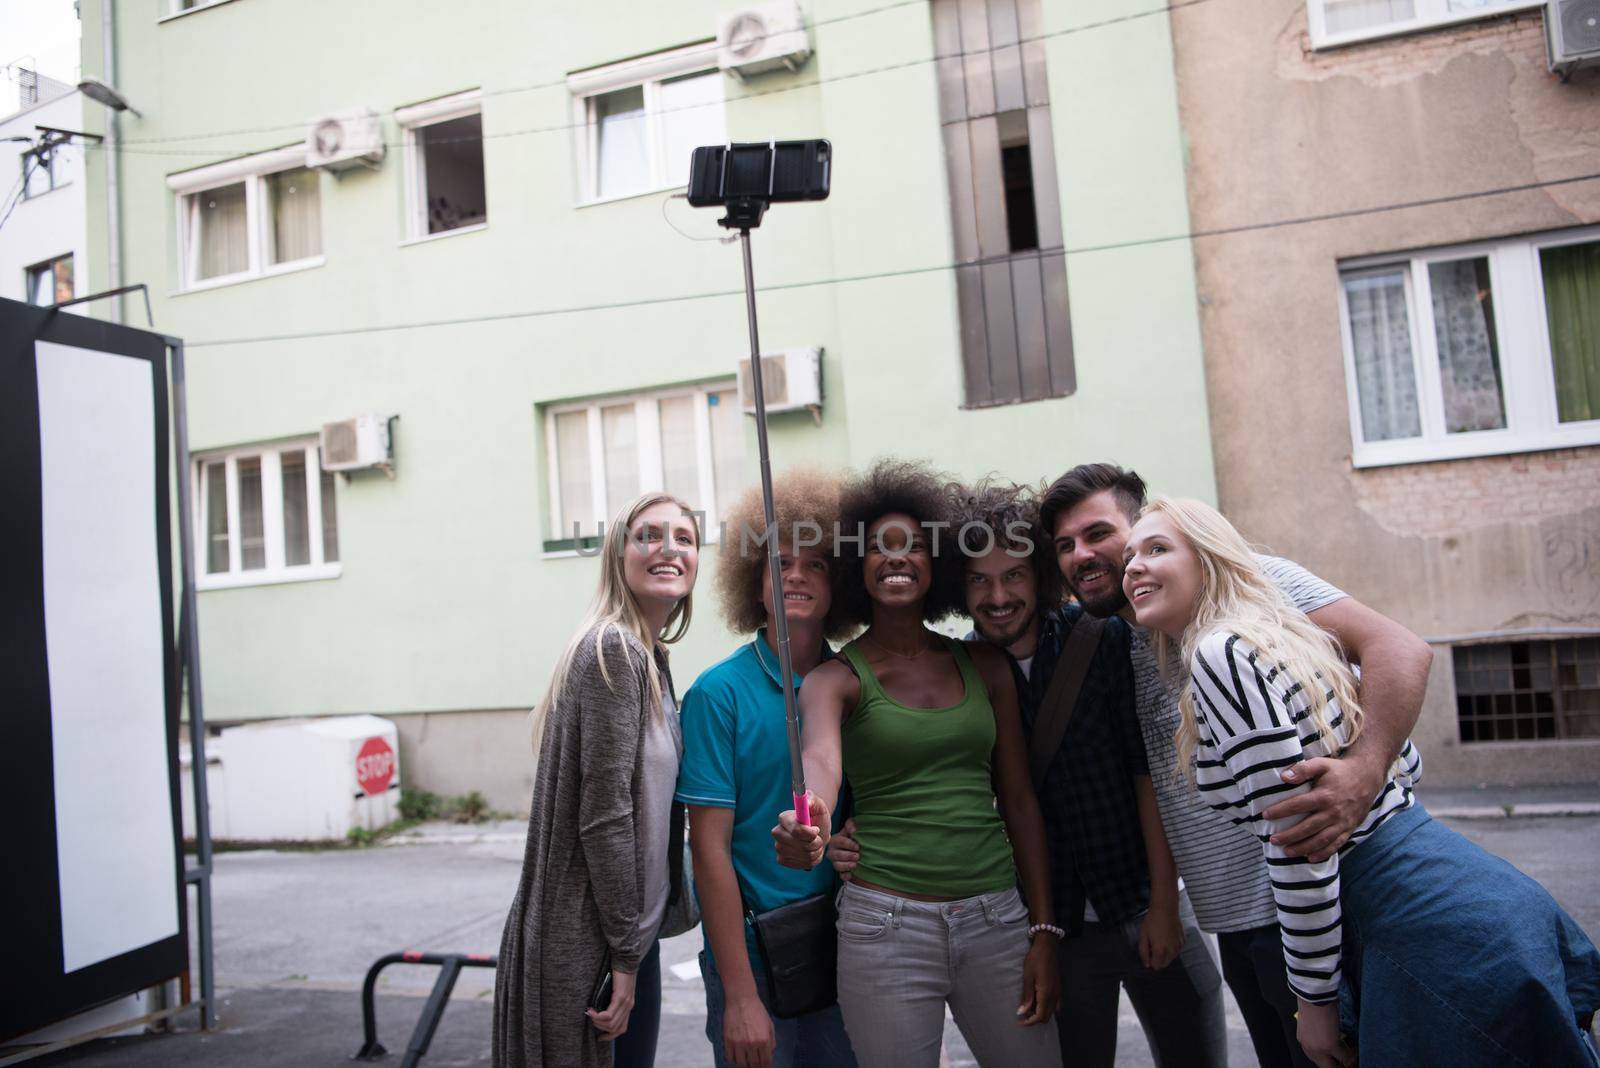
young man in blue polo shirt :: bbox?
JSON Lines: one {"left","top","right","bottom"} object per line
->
{"left": 676, "top": 473, "right": 858, "bottom": 1068}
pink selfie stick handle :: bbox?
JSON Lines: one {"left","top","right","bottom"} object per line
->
{"left": 794, "top": 791, "right": 812, "bottom": 828}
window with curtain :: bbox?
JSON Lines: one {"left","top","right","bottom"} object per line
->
{"left": 1308, "top": 0, "right": 1529, "bottom": 46}
{"left": 266, "top": 167, "right": 322, "bottom": 265}
{"left": 544, "top": 382, "right": 748, "bottom": 547}
{"left": 1542, "top": 241, "right": 1600, "bottom": 426}
{"left": 1428, "top": 257, "right": 1505, "bottom": 433}
{"left": 601, "top": 404, "right": 641, "bottom": 517}
{"left": 595, "top": 87, "right": 650, "bottom": 199}
{"left": 196, "top": 441, "right": 342, "bottom": 587}
{"left": 554, "top": 410, "right": 598, "bottom": 540}
{"left": 574, "top": 52, "right": 725, "bottom": 203}
{"left": 192, "top": 181, "right": 248, "bottom": 281}
{"left": 176, "top": 151, "right": 325, "bottom": 289}
{"left": 1338, "top": 229, "right": 1600, "bottom": 466}
{"left": 1343, "top": 270, "right": 1421, "bottom": 442}
{"left": 658, "top": 395, "right": 700, "bottom": 505}
{"left": 25, "top": 254, "right": 73, "bottom": 306}
{"left": 236, "top": 457, "right": 267, "bottom": 570}
{"left": 204, "top": 462, "right": 229, "bottom": 573}
{"left": 708, "top": 389, "right": 745, "bottom": 516}
{"left": 281, "top": 449, "right": 311, "bottom": 566}
{"left": 319, "top": 467, "right": 340, "bottom": 564}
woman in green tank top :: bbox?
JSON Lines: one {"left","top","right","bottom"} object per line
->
{"left": 776, "top": 460, "right": 1062, "bottom": 1068}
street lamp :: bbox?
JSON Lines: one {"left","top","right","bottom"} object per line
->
{"left": 77, "top": 77, "right": 141, "bottom": 118}
{"left": 75, "top": 73, "right": 140, "bottom": 324}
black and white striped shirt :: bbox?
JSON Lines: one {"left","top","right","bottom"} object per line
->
{"left": 1189, "top": 630, "right": 1421, "bottom": 1004}
{"left": 1132, "top": 554, "right": 1348, "bottom": 934}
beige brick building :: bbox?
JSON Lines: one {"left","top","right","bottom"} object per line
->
{"left": 1170, "top": 1, "right": 1600, "bottom": 784}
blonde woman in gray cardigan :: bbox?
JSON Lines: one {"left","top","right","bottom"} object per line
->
{"left": 494, "top": 492, "right": 700, "bottom": 1068}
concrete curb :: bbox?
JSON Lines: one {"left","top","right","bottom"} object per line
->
{"left": 382, "top": 830, "right": 524, "bottom": 846}
{"left": 1430, "top": 803, "right": 1600, "bottom": 820}
{"left": 374, "top": 805, "right": 1600, "bottom": 839}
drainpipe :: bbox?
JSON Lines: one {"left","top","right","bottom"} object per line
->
{"left": 101, "top": 0, "right": 122, "bottom": 323}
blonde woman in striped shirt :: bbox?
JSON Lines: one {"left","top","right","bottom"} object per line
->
{"left": 1120, "top": 496, "right": 1600, "bottom": 1068}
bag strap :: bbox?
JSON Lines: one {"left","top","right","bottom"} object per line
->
{"left": 1028, "top": 615, "right": 1106, "bottom": 790}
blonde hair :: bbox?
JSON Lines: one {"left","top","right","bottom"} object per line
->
{"left": 530, "top": 491, "right": 698, "bottom": 749}
{"left": 1140, "top": 497, "right": 1364, "bottom": 775}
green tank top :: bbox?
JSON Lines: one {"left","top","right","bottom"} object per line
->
{"left": 840, "top": 636, "right": 1017, "bottom": 899}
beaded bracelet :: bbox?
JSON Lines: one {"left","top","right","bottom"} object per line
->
{"left": 1028, "top": 923, "right": 1065, "bottom": 941}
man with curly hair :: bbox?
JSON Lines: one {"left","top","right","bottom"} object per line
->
{"left": 675, "top": 470, "right": 859, "bottom": 1068}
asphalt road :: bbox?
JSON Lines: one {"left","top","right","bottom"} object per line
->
{"left": 25, "top": 813, "right": 1600, "bottom": 1067}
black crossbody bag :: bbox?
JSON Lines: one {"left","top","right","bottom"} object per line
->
{"left": 745, "top": 893, "right": 837, "bottom": 1018}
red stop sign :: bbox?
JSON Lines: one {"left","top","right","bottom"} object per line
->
{"left": 356, "top": 736, "right": 395, "bottom": 796}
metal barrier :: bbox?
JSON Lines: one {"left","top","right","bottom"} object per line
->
{"left": 351, "top": 951, "right": 497, "bottom": 1067}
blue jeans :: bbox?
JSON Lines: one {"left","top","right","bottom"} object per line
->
{"left": 1337, "top": 802, "right": 1600, "bottom": 1068}
{"left": 612, "top": 940, "right": 661, "bottom": 1068}
{"left": 701, "top": 947, "right": 858, "bottom": 1068}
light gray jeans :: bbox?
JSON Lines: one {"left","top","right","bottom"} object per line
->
{"left": 834, "top": 882, "right": 1062, "bottom": 1068}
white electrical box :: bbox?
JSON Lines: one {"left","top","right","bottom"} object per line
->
{"left": 321, "top": 413, "right": 392, "bottom": 472}
{"left": 218, "top": 716, "right": 401, "bottom": 841}
{"left": 717, "top": 1, "right": 812, "bottom": 78}
{"left": 1546, "top": 0, "right": 1600, "bottom": 76}
{"left": 307, "top": 109, "right": 385, "bottom": 171}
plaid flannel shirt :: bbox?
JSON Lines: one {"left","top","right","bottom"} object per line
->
{"left": 1014, "top": 603, "right": 1150, "bottom": 935}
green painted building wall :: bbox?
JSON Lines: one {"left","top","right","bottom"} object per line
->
{"left": 81, "top": 0, "right": 1214, "bottom": 808}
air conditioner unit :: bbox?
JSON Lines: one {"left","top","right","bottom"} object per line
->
{"left": 320, "top": 414, "right": 392, "bottom": 473}
{"left": 717, "top": 1, "right": 812, "bottom": 79}
{"left": 736, "top": 348, "right": 822, "bottom": 415}
{"left": 1547, "top": 0, "right": 1600, "bottom": 76}
{"left": 306, "top": 110, "right": 384, "bottom": 171}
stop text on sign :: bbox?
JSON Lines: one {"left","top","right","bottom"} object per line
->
{"left": 356, "top": 736, "right": 396, "bottom": 795}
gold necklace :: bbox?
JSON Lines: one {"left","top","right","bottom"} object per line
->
{"left": 863, "top": 630, "right": 937, "bottom": 660}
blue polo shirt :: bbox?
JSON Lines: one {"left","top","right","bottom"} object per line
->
{"left": 675, "top": 629, "right": 842, "bottom": 966}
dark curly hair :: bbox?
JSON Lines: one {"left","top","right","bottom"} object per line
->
{"left": 833, "top": 458, "right": 964, "bottom": 627}
{"left": 715, "top": 469, "right": 854, "bottom": 641}
{"left": 947, "top": 477, "right": 1061, "bottom": 608}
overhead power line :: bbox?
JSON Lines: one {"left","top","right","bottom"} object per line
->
{"left": 182, "top": 170, "right": 1600, "bottom": 348}
{"left": 95, "top": 0, "right": 1217, "bottom": 158}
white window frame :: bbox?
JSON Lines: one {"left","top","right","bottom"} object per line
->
{"left": 1306, "top": 0, "right": 1541, "bottom": 49}
{"left": 25, "top": 253, "right": 73, "bottom": 306}
{"left": 167, "top": 144, "right": 325, "bottom": 292}
{"left": 160, "top": 0, "right": 242, "bottom": 21}
{"left": 543, "top": 380, "right": 742, "bottom": 552}
{"left": 567, "top": 40, "right": 724, "bottom": 206}
{"left": 395, "top": 89, "right": 488, "bottom": 244}
{"left": 193, "top": 439, "right": 342, "bottom": 590}
{"left": 1338, "top": 225, "right": 1600, "bottom": 468}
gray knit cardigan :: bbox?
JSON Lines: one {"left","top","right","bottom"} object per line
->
{"left": 492, "top": 624, "right": 684, "bottom": 1068}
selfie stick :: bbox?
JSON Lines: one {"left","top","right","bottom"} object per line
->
{"left": 718, "top": 194, "right": 810, "bottom": 829}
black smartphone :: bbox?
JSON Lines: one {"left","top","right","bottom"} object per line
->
{"left": 686, "top": 140, "right": 831, "bottom": 207}
{"left": 588, "top": 953, "right": 613, "bottom": 1014}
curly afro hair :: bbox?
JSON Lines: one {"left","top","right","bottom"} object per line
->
{"left": 947, "top": 476, "right": 1061, "bottom": 608}
{"left": 833, "top": 458, "right": 965, "bottom": 627}
{"left": 714, "top": 468, "right": 854, "bottom": 640}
